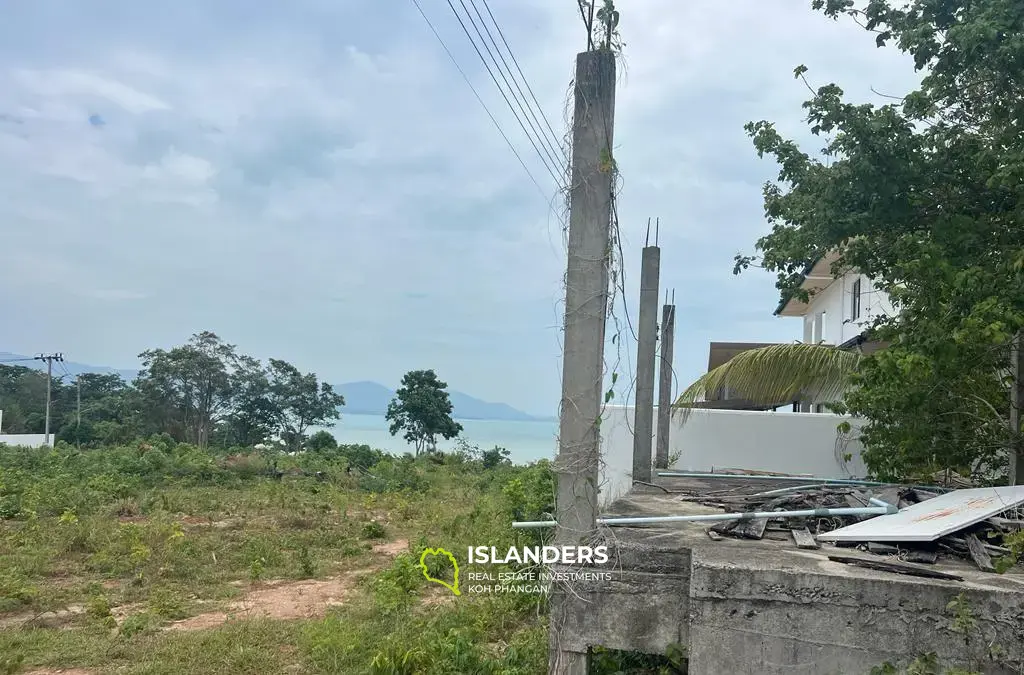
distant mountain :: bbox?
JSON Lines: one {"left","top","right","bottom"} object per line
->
{"left": 334, "top": 381, "right": 394, "bottom": 416}
{"left": 334, "top": 380, "right": 546, "bottom": 422}
{"left": 0, "top": 352, "right": 138, "bottom": 381}
{"left": 0, "top": 353, "right": 547, "bottom": 422}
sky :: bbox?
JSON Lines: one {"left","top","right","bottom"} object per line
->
{"left": 0, "top": 1, "right": 922, "bottom": 417}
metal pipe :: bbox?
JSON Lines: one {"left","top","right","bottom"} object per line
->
{"left": 512, "top": 502, "right": 898, "bottom": 529}
{"left": 656, "top": 471, "right": 887, "bottom": 486}
{"left": 662, "top": 472, "right": 948, "bottom": 494}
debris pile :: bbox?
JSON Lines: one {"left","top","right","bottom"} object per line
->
{"left": 686, "top": 482, "right": 1024, "bottom": 579}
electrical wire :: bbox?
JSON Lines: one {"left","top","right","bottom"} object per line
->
{"left": 445, "top": 0, "right": 565, "bottom": 188}
{"left": 469, "top": 0, "right": 568, "bottom": 168}
{"left": 409, "top": 0, "right": 551, "bottom": 203}
{"left": 480, "top": 0, "right": 578, "bottom": 154}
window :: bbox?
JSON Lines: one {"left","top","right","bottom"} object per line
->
{"left": 851, "top": 278, "right": 862, "bottom": 320}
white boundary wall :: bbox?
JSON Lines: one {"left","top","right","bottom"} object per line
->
{"left": 0, "top": 434, "right": 51, "bottom": 448}
{"left": 598, "top": 405, "right": 867, "bottom": 507}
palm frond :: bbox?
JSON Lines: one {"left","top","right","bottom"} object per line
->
{"left": 672, "top": 343, "right": 861, "bottom": 422}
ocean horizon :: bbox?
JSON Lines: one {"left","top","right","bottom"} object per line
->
{"left": 313, "top": 413, "right": 559, "bottom": 464}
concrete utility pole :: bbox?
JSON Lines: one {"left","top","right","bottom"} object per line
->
{"left": 551, "top": 48, "right": 616, "bottom": 675}
{"left": 656, "top": 296, "right": 676, "bottom": 470}
{"left": 35, "top": 353, "right": 64, "bottom": 447}
{"left": 1010, "top": 333, "right": 1024, "bottom": 485}
{"left": 77, "top": 375, "right": 82, "bottom": 450}
{"left": 632, "top": 238, "right": 660, "bottom": 483}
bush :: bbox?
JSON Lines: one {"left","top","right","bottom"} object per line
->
{"left": 482, "top": 446, "right": 511, "bottom": 470}
{"left": 306, "top": 431, "right": 338, "bottom": 453}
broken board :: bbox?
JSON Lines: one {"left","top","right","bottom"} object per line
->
{"left": 817, "top": 486, "right": 1024, "bottom": 543}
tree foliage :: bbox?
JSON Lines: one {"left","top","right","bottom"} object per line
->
{"left": 673, "top": 343, "right": 861, "bottom": 416}
{"left": 385, "top": 370, "right": 463, "bottom": 456}
{"left": 0, "top": 332, "right": 345, "bottom": 451}
{"left": 267, "top": 359, "right": 345, "bottom": 451}
{"left": 732, "top": 0, "right": 1024, "bottom": 480}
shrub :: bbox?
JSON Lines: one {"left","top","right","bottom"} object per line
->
{"left": 306, "top": 431, "right": 338, "bottom": 453}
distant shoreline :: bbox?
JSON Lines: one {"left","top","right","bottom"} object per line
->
{"left": 342, "top": 409, "right": 556, "bottom": 423}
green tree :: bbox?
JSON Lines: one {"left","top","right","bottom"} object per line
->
{"left": 385, "top": 370, "right": 463, "bottom": 456}
{"left": 725, "top": 0, "right": 1024, "bottom": 481}
{"left": 481, "top": 446, "right": 512, "bottom": 470}
{"left": 0, "top": 365, "right": 51, "bottom": 434}
{"left": 55, "top": 372, "right": 134, "bottom": 446}
{"left": 306, "top": 430, "right": 338, "bottom": 453}
{"left": 135, "top": 331, "right": 239, "bottom": 448}
{"left": 267, "top": 359, "right": 344, "bottom": 451}
{"left": 221, "top": 356, "right": 277, "bottom": 447}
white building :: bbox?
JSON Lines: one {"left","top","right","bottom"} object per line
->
{"left": 774, "top": 251, "right": 895, "bottom": 411}
{"left": 775, "top": 251, "right": 895, "bottom": 348}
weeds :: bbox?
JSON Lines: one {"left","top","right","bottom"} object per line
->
{"left": 0, "top": 440, "right": 558, "bottom": 674}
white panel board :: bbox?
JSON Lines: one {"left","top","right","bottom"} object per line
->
{"left": 817, "top": 486, "right": 1024, "bottom": 542}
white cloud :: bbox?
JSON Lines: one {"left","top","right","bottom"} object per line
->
{"left": 0, "top": 0, "right": 924, "bottom": 414}
{"left": 15, "top": 68, "right": 170, "bottom": 113}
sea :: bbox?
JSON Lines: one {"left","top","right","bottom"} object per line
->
{"left": 313, "top": 413, "right": 559, "bottom": 464}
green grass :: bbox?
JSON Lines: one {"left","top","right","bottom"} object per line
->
{"left": 0, "top": 441, "right": 558, "bottom": 674}
{"left": 0, "top": 440, "right": 683, "bottom": 674}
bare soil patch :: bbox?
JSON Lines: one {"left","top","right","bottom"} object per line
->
{"left": 0, "top": 605, "right": 85, "bottom": 629}
{"left": 165, "top": 572, "right": 372, "bottom": 630}
{"left": 371, "top": 539, "right": 409, "bottom": 557}
{"left": 163, "top": 538, "right": 410, "bottom": 631}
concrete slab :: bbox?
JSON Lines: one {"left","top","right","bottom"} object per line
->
{"left": 556, "top": 476, "right": 1024, "bottom": 674}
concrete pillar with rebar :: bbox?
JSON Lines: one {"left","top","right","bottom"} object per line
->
{"left": 550, "top": 48, "right": 617, "bottom": 675}
{"left": 632, "top": 244, "right": 660, "bottom": 483}
{"left": 656, "top": 300, "right": 675, "bottom": 469}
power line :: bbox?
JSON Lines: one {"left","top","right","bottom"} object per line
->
{"left": 409, "top": 0, "right": 551, "bottom": 202}
{"left": 445, "top": 0, "right": 566, "bottom": 189}
{"left": 465, "top": 0, "right": 568, "bottom": 170}
{"left": 0, "top": 357, "right": 37, "bottom": 363}
{"left": 480, "top": 0, "right": 572, "bottom": 153}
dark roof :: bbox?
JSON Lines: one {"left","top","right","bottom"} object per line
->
{"left": 773, "top": 259, "right": 818, "bottom": 317}
{"left": 707, "top": 341, "right": 780, "bottom": 372}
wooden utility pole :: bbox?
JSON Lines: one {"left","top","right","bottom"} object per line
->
{"left": 35, "top": 353, "right": 64, "bottom": 446}
{"left": 632, "top": 238, "right": 661, "bottom": 482}
{"left": 656, "top": 297, "right": 676, "bottom": 469}
{"left": 550, "top": 48, "right": 616, "bottom": 675}
{"left": 1011, "top": 333, "right": 1024, "bottom": 484}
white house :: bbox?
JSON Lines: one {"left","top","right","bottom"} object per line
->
{"left": 775, "top": 251, "right": 895, "bottom": 347}
{"left": 774, "top": 251, "right": 895, "bottom": 410}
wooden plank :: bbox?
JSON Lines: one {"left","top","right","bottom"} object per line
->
{"left": 710, "top": 520, "right": 738, "bottom": 535}
{"left": 988, "top": 517, "right": 1024, "bottom": 531}
{"left": 790, "top": 528, "right": 819, "bottom": 549}
{"left": 965, "top": 533, "right": 996, "bottom": 572}
{"left": 732, "top": 518, "right": 768, "bottom": 540}
{"left": 827, "top": 554, "right": 963, "bottom": 581}
{"left": 868, "top": 542, "right": 899, "bottom": 556}
{"left": 705, "top": 528, "right": 723, "bottom": 541}
{"left": 905, "top": 549, "right": 938, "bottom": 564}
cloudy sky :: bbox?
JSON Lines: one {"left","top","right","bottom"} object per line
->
{"left": 0, "top": 1, "right": 920, "bottom": 416}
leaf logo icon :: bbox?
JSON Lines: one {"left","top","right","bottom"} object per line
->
{"left": 419, "top": 547, "right": 460, "bottom": 596}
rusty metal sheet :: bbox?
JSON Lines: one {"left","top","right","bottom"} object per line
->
{"left": 816, "top": 486, "right": 1024, "bottom": 542}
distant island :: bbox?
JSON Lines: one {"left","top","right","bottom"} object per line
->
{"left": 333, "top": 381, "right": 550, "bottom": 422}
{"left": 0, "top": 353, "right": 552, "bottom": 423}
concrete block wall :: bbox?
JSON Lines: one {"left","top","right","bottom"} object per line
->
{"left": 0, "top": 434, "right": 50, "bottom": 448}
{"left": 599, "top": 405, "right": 868, "bottom": 507}
{"left": 555, "top": 537, "right": 1024, "bottom": 674}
